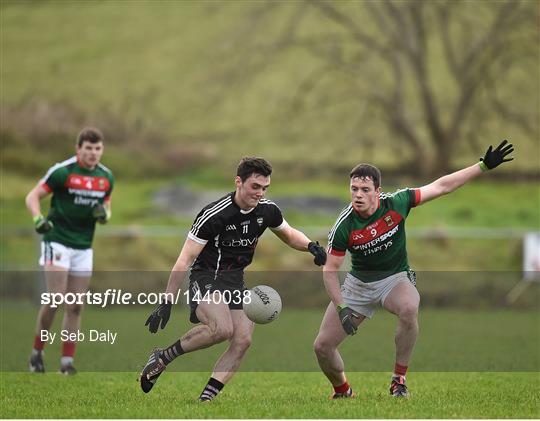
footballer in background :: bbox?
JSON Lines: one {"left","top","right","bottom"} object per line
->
{"left": 25, "top": 127, "right": 114, "bottom": 374}
{"left": 315, "top": 140, "right": 514, "bottom": 398}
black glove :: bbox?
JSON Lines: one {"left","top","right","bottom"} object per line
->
{"left": 479, "top": 139, "right": 514, "bottom": 170}
{"left": 308, "top": 241, "right": 327, "bottom": 266}
{"left": 33, "top": 215, "right": 53, "bottom": 234}
{"left": 92, "top": 203, "right": 109, "bottom": 224}
{"left": 337, "top": 304, "right": 360, "bottom": 335}
{"left": 145, "top": 302, "right": 172, "bottom": 333}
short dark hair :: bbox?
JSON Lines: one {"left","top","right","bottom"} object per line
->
{"left": 236, "top": 157, "right": 272, "bottom": 182}
{"left": 77, "top": 127, "right": 104, "bottom": 147}
{"left": 349, "top": 163, "right": 381, "bottom": 189}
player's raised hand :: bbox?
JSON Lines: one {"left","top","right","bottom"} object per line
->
{"left": 145, "top": 302, "right": 172, "bottom": 333}
{"left": 337, "top": 305, "right": 360, "bottom": 335}
{"left": 479, "top": 140, "right": 514, "bottom": 170}
{"left": 308, "top": 241, "right": 327, "bottom": 266}
{"left": 33, "top": 215, "right": 53, "bottom": 234}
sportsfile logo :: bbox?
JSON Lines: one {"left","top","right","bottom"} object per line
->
{"left": 40, "top": 289, "right": 183, "bottom": 308}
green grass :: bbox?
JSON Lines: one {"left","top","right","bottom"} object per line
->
{"left": 1, "top": 372, "right": 538, "bottom": 418}
{"left": 1, "top": 304, "right": 539, "bottom": 418}
{"left": 2, "top": 305, "right": 538, "bottom": 372}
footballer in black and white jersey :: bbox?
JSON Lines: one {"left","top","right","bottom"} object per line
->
{"left": 141, "top": 157, "right": 327, "bottom": 400}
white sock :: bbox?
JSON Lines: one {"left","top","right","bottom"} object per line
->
{"left": 61, "top": 356, "right": 73, "bottom": 366}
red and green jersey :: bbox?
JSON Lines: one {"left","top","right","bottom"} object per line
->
{"left": 328, "top": 188, "right": 420, "bottom": 282}
{"left": 40, "top": 156, "right": 114, "bottom": 249}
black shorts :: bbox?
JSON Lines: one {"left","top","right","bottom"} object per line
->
{"left": 188, "top": 271, "right": 246, "bottom": 324}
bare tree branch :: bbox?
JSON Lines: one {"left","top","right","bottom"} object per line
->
{"left": 382, "top": 0, "right": 415, "bottom": 55}
{"left": 288, "top": 65, "right": 335, "bottom": 113}
{"left": 437, "top": 1, "right": 461, "bottom": 80}
{"left": 310, "top": 0, "right": 387, "bottom": 54}
{"left": 448, "top": 0, "right": 525, "bottom": 142}
{"left": 457, "top": 0, "right": 518, "bottom": 77}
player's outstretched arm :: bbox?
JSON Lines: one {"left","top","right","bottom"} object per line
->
{"left": 417, "top": 139, "right": 514, "bottom": 206}
{"left": 271, "top": 224, "right": 327, "bottom": 265}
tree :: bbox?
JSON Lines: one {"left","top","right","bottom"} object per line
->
{"left": 210, "top": 0, "right": 538, "bottom": 176}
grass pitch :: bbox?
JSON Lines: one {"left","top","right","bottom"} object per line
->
{"left": 1, "top": 371, "right": 538, "bottom": 418}
{"left": 1, "top": 305, "right": 539, "bottom": 418}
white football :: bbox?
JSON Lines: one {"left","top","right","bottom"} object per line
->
{"left": 243, "top": 285, "right": 282, "bottom": 324}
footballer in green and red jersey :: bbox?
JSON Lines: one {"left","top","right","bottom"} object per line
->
{"left": 315, "top": 140, "right": 515, "bottom": 400}
{"left": 327, "top": 188, "right": 420, "bottom": 282}
{"left": 40, "top": 156, "right": 114, "bottom": 249}
{"left": 27, "top": 127, "right": 114, "bottom": 376}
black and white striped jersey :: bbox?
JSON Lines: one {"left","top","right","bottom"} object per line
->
{"left": 188, "top": 192, "right": 287, "bottom": 275}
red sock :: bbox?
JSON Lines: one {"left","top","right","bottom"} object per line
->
{"left": 33, "top": 335, "right": 45, "bottom": 351}
{"left": 394, "top": 363, "right": 408, "bottom": 376}
{"left": 62, "top": 341, "right": 76, "bottom": 357}
{"left": 333, "top": 381, "right": 350, "bottom": 394}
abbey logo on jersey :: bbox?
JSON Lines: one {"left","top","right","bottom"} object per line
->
{"left": 221, "top": 237, "right": 258, "bottom": 247}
